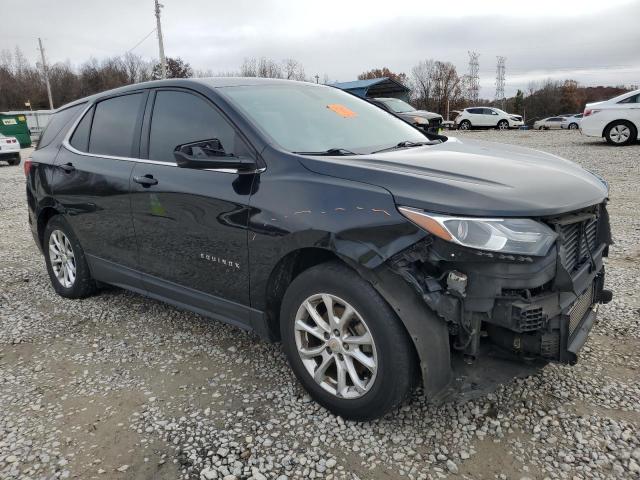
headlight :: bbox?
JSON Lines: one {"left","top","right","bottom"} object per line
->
{"left": 412, "top": 116, "right": 429, "bottom": 125}
{"left": 398, "top": 207, "right": 557, "bottom": 256}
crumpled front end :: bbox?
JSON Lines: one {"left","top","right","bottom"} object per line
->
{"left": 388, "top": 202, "right": 613, "bottom": 398}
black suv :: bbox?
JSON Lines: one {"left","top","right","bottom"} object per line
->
{"left": 26, "top": 78, "right": 612, "bottom": 420}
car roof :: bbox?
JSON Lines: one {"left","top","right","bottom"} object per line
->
{"left": 608, "top": 88, "right": 640, "bottom": 103}
{"left": 53, "top": 77, "right": 320, "bottom": 112}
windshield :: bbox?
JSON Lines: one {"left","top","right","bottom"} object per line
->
{"left": 379, "top": 98, "right": 416, "bottom": 114}
{"left": 220, "top": 83, "right": 427, "bottom": 154}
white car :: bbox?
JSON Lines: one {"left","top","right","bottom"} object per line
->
{"left": 561, "top": 114, "right": 583, "bottom": 130}
{"left": 0, "top": 133, "right": 21, "bottom": 165}
{"left": 580, "top": 88, "right": 640, "bottom": 146}
{"left": 533, "top": 117, "right": 565, "bottom": 130}
{"left": 455, "top": 107, "right": 524, "bottom": 130}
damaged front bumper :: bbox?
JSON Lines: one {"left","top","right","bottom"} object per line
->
{"left": 386, "top": 202, "right": 613, "bottom": 401}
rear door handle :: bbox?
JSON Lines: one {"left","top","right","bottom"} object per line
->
{"left": 59, "top": 162, "right": 75, "bottom": 173}
{"left": 133, "top": 174, "right": 158, "bottom": 187}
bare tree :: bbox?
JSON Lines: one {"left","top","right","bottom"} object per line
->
{"left": 410, "top": 60, "right": 435, "bottom": 110}
{"left": 283, "top": 58, "right": 305, "bottom": 81}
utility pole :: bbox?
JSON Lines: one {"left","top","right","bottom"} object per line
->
{"left": 154, "top": 0, "right": 167, "bottom": 79}
{"left": 37, "top": 38, "right": 54, "bottom": 110}
{"left": 495, "top": 56, "right": 506, "bottom": 109}
{"left": 467, "top": 51, "right": 480, "bottom": 104}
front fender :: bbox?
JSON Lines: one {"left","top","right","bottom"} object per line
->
{"left": 346, "top": 259, "right": 452, "bottom": 399}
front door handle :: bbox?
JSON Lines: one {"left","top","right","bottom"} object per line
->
{"left": 59, "top": 162, "right": 75, "bottom": 173}
{"left": 133, "top": 174, "right": 158, "bottom": 187}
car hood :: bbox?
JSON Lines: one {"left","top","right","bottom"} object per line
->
{"left": 297, "top": 137, "right": 608, "bottom": 217}
{"left": 399, "top": 110, "right": 442, "bottom": 120}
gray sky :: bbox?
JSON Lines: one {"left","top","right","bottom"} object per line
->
{"left": 3, "top": 0, "right": 639, "bottom": 97}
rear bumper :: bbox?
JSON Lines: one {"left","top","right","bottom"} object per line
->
{"left": 579, "top": 118, "right": 603, "bottom": 137}
{"left": 0, "top": 150, "right": 20, "bottom": 160}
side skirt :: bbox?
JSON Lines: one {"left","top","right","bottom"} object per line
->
{"left": 87, "top": 255, "right": 269, "bottom": 339}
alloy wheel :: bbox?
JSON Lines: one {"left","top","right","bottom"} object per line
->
{"left": 609, "top": 124, "right": 631, "bottom": 144}
{"left": 294, "top": 293, "right": 378, "bottom": 399}
{"left": 498, "top": 121, "right": 509, "bottom": 130}
{"left": 49, "top": 230, "right": 76, "bottom": 288}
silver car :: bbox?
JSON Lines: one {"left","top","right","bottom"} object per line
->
{"left": 533, "top": 117, "right": 565, "bottom": 130}
{"left": 561, "top": 114, "right": 583, "bottom": 130}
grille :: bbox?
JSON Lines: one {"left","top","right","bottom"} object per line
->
{"left": 558, "top": 215, "right": 599, "bottom": 273}
{"left": 518, "top": 306, "right": 545, "bottom": 332}
{"left": 429, "top": 118, "right": 443, "bottom": 129}
{"left": 568, "top": 284, "right": 594, "bottom": 336}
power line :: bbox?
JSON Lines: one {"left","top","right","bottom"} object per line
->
{"left": 126, "top": 28, "right": 157, "bottom": 54}
{"left": 468, "top": 51, "right": 480, "bottom": 103}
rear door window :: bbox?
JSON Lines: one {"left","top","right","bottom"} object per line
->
{"left": 148, "top": 90, "right": 236, "bottom": 163}
{"left": 37, "top": 103, "right": 85, "bottom": 149}
{"left": 88, "top": 93, "right": 145, "bottom": 158}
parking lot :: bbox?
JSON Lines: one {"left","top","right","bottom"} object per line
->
{"left": 1, "top": 130, "right": 638, "bottom": 480}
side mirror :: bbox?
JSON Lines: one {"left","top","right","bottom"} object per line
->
{"left": 174, "top": 139, "right": 257, "bottom": 171}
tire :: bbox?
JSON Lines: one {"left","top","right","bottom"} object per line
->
{"left": 43, "top": 215, "right": 97, "bottom": 298}
{"left": 604, "top": 121, "right": 637, "bottom": 146}
{"left": 497, "top": 120, "right": 509, "bottom": 130}
{"left": 538, "top": 126, "right": 544, "bottom": 130}
{"left": 280, "top": 261, "right": 417, "bottom": 420}
{"left": 458, "top": 120, "right": 471, "bottom": 130}
{"left": 568, "top": 123, "right": 579, "bottom": 130}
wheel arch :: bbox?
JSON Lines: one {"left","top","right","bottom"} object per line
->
{"left": 37, "top": 205, "right": 64, "bottom": 249}
{"left": 602, "top": 118, "right": 639, "bottom": 138}
{"left": 263, "top": 245, "right": 452, "bottom": 400}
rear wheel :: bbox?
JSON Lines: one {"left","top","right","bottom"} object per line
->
{"left": 497, "top": 119, "right": 509, "bottom": 130}
{"left": 280, "top": 262, "right": 417, "bottom": 420}
{"left": 604, "top": 121, "right": 636, "bottom": 146}
{"left": 458, "top": 120, "right": 471, "bottom": 130}
{"left": 44, "top": 215, "right": 97, "bottom": 298}
{"left": 568, "top": 123, "right": 579, "bottom": 130}
{"left": 7, "top": 157, "right": 20, "bottom": 166}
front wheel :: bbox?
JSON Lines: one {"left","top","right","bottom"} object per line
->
{"left": 569, "top": 123, "right": 579, "bottom": 130}
{"left": 280, "top": 262, "right": 417, "bottom": 420}
{"left": 604, "top": 121, "right": 636, "bottom": 146}
{"left": 497, "top": 119, "right": 509, "bottom": 130}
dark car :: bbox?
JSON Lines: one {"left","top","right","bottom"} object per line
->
{"left": 26, "top": 78, "right": 612, "bottom": 420}
{"left": 368, "top": 97, "right": 443, "bottom": 132}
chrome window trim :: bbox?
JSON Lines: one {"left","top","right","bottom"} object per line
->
{"left": 62, "top": 98, "right": 265, "bottom": 174}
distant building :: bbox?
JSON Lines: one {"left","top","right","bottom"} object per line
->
{"left": 332, "top": 77, "right": 410, "bottom": 101}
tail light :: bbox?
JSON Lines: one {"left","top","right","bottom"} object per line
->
{"left": 24, "top": 158, "right": 33, "bottom": 176}
{"left": 583, "top": 109, "right": 600, "bottom": 117}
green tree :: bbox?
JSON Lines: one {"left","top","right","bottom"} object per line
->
{"left": 513, "top": 89, "right": 524, "bottom": 115}
{"left": 152, "top": 57, "right": 193, "bottom": 80}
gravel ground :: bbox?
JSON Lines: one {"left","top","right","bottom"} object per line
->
{"left": 1, "top": 130, "right": 639, "bottom": 480}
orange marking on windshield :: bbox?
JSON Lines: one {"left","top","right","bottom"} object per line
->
{"left": 327, "top": 104, "right": 357, "bottom": 118}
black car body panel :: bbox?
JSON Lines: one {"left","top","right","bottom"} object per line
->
{"left": 26, "top": 78, "right": 612, "bottom": 403}
{"left": 298, "top": 137, "right": 608, "bottom": 217}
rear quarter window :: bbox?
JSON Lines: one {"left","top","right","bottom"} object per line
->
{"left": 88, "top": 93, "right": 146, "bottom": 158}
{"left": 37, "top": 103, "right": 86, "bottom": 150}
